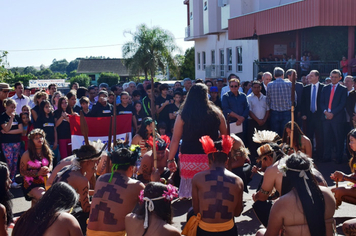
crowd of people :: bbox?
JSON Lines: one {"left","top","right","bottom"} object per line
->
{"left": 0, "top": 66, "right": 356, "bottom": 235}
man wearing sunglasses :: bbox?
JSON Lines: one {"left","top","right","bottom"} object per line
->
{"left": 222, "top": 78, "right": 249, "bottom": 143}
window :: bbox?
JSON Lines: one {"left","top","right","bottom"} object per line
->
{"left": 227, "top": 48, "right": 232, "bottom": 71}
{"left": 197, "top": 52, "right": 201, "bottom": 70}
{"left": 219, "top": 49, "right": 224, "bottom": 76}
{"left": 236, "top": 47, "right": 242, "bottom": 72}
{"left": 202, "top": 51, "right": 206, "bottom": 70}
{"left": 211, "top": 50, "right": 215, "bottom": 70}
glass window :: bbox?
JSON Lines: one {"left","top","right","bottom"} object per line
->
{"left": 197, "top": 52, "right": 201, "bottom": 70}
{"left": 236, "top": 47, "right": 242, "bottom": 72}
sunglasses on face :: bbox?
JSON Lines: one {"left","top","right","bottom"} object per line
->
{"left": 230, "top": 85, "right": 239, "bottom": 88}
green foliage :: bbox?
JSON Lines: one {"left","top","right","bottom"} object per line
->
{"left": 8, "top": 73, "right": 37, "bottom": 87}
{"left": 97, "top": 72, "right": 120, "bottom": 87}
{"left": 66, "top": 59, "right": 80, "bottom": 75}
{"left": 23, "top": 66, "right": 38, "bottom": 75}
{"left": 180, "top": 47, "right": 195, "bottom": 80}
{"left": 68, "top": 70, "right": 78, "bottom": 78}
{"left": 49, "top": 59, "right": 68, "bottom": 73}
{"left": 70, "top": 74, "right": 91, "bottom": 88}
{"left": 122, "top": 24, "right": 179, "bottom": 80}
{"left": 305, "top": 27, "right": 348, "bottom": 61}
{"left": 0, "top": 51, "right": 9, "bottom": 82}
{"left": 36, "top": 68, "right": 53, "bottom": 80}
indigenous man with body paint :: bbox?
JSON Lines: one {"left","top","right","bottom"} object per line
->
{"left": 182, "top": 135, "right": 243, "bottom": 236}
{"left": 87, "top": 145, "right": 145, "bottom": 236}
{"left": 138, "top": 135, "right": 172, "bottom": 184}
{"left": 53, "top": 145, "right": 102, "bottom": 234}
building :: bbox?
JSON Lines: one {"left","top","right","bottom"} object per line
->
{"left": 77, "top": 59, "right": 142, "bottom": 85}
{"left": 184, "top": 0, "right": 259, "bottom": 82}
{"left": 185, "top": 0, "right": 356, "bottom": 80}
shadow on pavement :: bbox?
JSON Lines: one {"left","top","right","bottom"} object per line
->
{"left": 236, "top": 208, "right": 262, "bottom": 235}
{"left": 334, "top": 216, "right": 354, "bottom": 235}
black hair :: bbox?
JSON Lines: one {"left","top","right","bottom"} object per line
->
{"left": 207, "top": 140, "right": 228, "bottom": 164}
{"left": 88, "top": 86, "right": 95, "bottom": 92}
{"left": 159, "top": 84, "right": 169, "bottom": 92}
{"left": 146, "top": 84, "right": 152, "bottom": 90}
{"left": 136, "top": 182, "right": 173, "bottom": 236}
{"left": 256, "top": 72, "right": 263, "bottom": 81}
{"left": 47, "top": 83, "right": 56, "bottom": 90}
{"left": 73, "top": 145, "right": 98, "bottom": 161}
{"left": 281, "top": 153, "right": 326, "bottom": 236}
{"left": 65, "top": 91, "right": 76, "bottom": 114}
{"left": 347, "top": 129, "right": 356, "bottom": 173}
{"left": 39, "top": 100, "right": 53, "bottom": 118}
{"left": 76, "top": 87, "right": 88, "bottom": 99}
{"left": 228, "top": 73, "right": 239, "bottom": 80}
{"left": 12, "top": 182, "right": 78, "bottom": 236}
{"left": 173, "top": 91, "right": 182, "bottom": 97}
{"left": 137, "top": 117, "right": 154, "bottom": 140}
{"left": 56, "top": 96, "right": 67, "bottom": 117}
{"left": 0, "top": 162, "right": 12, "bottom": 226}
{"left": 180, "top": 84, "right": 220, "bottom": 134}
{"left": 282, "top": 121, "right": 305, "bottom": 152}
{"left": 110, "top": 147, "right": 139, "bottom": 171}
{"left": 195, "top": 79, "right": 204, "bottom": 84}
{"left": 132, "top": 90, "right": 141, "bottom": 97}
{"left": 205, "top": 80, "right": 213, "bottom": 86}
{"left": 14, "top": 82, "right": 23, "bottom": 89}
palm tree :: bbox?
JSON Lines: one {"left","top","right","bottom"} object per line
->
{"left": 122, "top": 24, "right": 179, "bottom": 80}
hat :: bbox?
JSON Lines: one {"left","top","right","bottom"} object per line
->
{"left": 217, "top": 78, "right": 224, "bottom": 82}
{"left": 210, "top": 86, "right": 218, "bottom": 93}
{"left": 0, "top": 83, "right": 11, "bottom": 91}
{"left": 99, "top": 83, "right": 109, "bottom": 89}
{"left": 24, "top": 86, "right": 32, "bottom": 90}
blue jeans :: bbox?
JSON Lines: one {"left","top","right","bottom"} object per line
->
{"left": 270, "top": 110, "right": 291, "bottom": 137}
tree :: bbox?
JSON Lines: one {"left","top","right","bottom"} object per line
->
{"left": 9, "top": 73, "right": 37, "bottom": 87}
{"left": 23, "top": 66, "right": 38, "bottom": 75}
{"left": 70, "top": 74, "right": 91, "bottom": 88}
{"left": 0, "top": 51, "right": 9, "bottom": 82}
{"left": 97, "top": 72, "right": 120, "bottom": 87}
{"left": 66, "top": 58, "right": 80, "bottom": 75}
{"left": 122, "top": 24, "right": 179, "bottom": 80}
{"left": 36, "top": 68, "right": 53, "bottom": 80}
{"left": 49, "top": 59, "right": 68, "bottom": 73}
{"left": 170, "top": 54, "right": 185, "bottom": 80}
{"left": 180, "top": 47, "right": 195, "bottom": 80}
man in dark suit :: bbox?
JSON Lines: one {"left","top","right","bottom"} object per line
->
{"left": 286, "top": 69, "right": 304, "bottom": 127}
{"left": 320, "top": 69, "right": 347, "bottom": 163}
{"left": 301, "top": 70, "right": 324, "bottom": 160}
{"left": 261, "top": 72, "right": 272, "bottom": 96}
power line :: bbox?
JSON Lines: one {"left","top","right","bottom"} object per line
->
{"left": 2, "top": 36, "right": 189, "bottom": 53}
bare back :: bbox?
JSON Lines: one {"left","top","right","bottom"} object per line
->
{"left": 43, "top": 212, "right": 83, "bottom": 236}
{"left": 192, "top": 167, "right": 243, "bottom": 223}
{"left": 87, "top": 172, "right": 144, "bottom": 232}
{"left": 266, "top": 186, "right": 335, "bottom": 236}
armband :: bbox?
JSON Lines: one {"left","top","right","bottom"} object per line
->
{"left": 260, "top": 188, "right": 270, "bottom": 195}
{"left": 167, "top": 159, "right": 175, "bottom": 163}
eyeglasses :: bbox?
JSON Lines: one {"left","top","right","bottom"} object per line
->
{"left": 230, "top": 85, "right": 239, "bottom": 88}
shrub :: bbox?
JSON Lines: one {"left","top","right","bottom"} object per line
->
{"left": 70, "top": 74, "right": 91, "bottom": 88}
{"left": 97, "top": 72, "right": 120, "bottom": 87}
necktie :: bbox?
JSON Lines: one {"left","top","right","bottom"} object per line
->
{"left": 311, "top": 85, "right": 316, "bottom": 113}
{"left": 328, "top": 85, "right": 336, "bottom": 111}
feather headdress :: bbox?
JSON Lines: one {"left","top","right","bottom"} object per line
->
{"left": 199, "top": 135, "right": 233, "bottom": 155}
{"left": 252, "top": 129, "right": 280, "bottom": 144}
{"left": 146, "top": 135, "right": 171, "bottom": 151}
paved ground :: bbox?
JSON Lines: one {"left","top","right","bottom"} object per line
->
{"left": 8, "top": 160, "right": 355, "bottom": 235}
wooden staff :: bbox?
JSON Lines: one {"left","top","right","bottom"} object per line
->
{"left": 149, "top": 77, "right": 158, "bottom": 169}
{"left": 106, "top": 116, "right": 113, "bottom": 173}
{"left": 290, "top": 71, "right": 296, "bottom": 148}
{"left": 227, "top": 113, "right": 231, "bottom": 135}
{"left": 80, "top": 111, "right": 89, "bottom": 145}
{"left": 113, "top": 94, "right": 117, "bottom": 146}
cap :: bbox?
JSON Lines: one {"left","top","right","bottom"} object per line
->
{"left": 0, "top": 83, "right": 11, "bottom": 91}
{"left": 217, "top": 78, "right": 224, "bottom": 82}
{"left": 99, "top": 83, "right": 109, "bottom": 89}
{"left": 210, "top": 86, "right": 218, "bottom": 93}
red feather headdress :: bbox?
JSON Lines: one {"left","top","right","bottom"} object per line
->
{"left": 147, "top": 135, "right": 171, "bottom": 151}
{"left": 199, "top": 135, "right": 233, "bottom": 155}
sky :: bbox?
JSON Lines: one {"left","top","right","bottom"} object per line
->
{"left": 1, "top": 0, "right": 194, "bottom": 68}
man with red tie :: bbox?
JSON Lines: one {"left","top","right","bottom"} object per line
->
{"left": 320, "top": 69, "right": 347, "bottom": 164}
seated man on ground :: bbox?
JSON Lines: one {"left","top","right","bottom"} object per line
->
{"left": 125, "top": 182, "right": 181, "bottom": 236}
{"left": 182, "top": 135, "right": 244, "bottom": 236}
{"left": 53, "top": 145, "right": 103, "bottom": 234}
{"left": 228, "top": 133, "right": 252, "bottom": 193}
{"left": 256, "top": 152, "right": 335, "bottom": 236}
{"left": 138, "top": 135, "right": 174, "bottom": 184}
{"left": 87, "top": 145, "right": 145, "bottom": 236}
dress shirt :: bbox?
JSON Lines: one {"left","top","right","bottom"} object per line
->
{"left": 247, "top": 93, "right": 269, "bottom": 120}
{"left": 267, "top": 78, "right": 296, "bottom": 111}
{"left": 310, "top": 82, "right": 320, "bottom": 112}
{"left": 222, "top": 91, "right": 249, "bottom": 122}
{"left": 221, "top": 85, "right": 243, "bottom": 100}
{"left": 11, "top": 94, "right": 30, "bottom": 114}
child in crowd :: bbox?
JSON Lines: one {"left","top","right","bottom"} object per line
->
{"left": 54, "top": 97, "right": 72, "bottom": 160}
{"left": 21, "top": 105, "right": 31, "bottom": 114}
{"left": 169, "top": 91, "right": 182, "bottom": 130}
{"left": 117, "top": 91, "right": 134, "bottom": 115}
{"left": 108, "top": 91, "right": 115, "bottom": 105}
{"left": 66, "top": 91, "right": 79, "bottom": 115}
{"left": 0, "top": 99, "right": 23, "bottom": 188}
{"left": 35, "top": 100, "right": 58, "bottom": 159}
{"left": 20, "top": 112, "right": 33, "bottom": 154}
{"left": 79, "top": 96, "right": 90, "bottom": 116}
{"left": 133, "top": 101, "right": 145, "bottom": 133}
{"left": 51, "top": 91, "right": 62, "bottom": 110}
